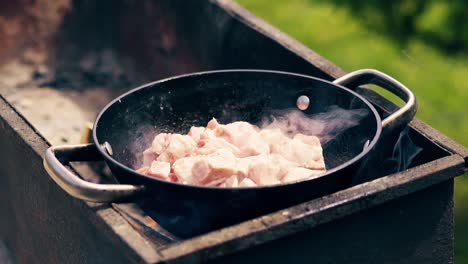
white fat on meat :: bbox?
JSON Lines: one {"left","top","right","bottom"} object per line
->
{"left": 236, "top": 155, "right": 258, "bottom": 177}
{"left": 219, "top": 120, "right": 270, "bottom": 156}
{"left": 142, "top": 148, "right": 157, "bottom": 166}
{"left": 259, "top": 128, "right": 290, "bottom": 153}
{"left": 196, "top": 135, "right": 241, "bottom": 156}
{"left": 172, "top": 156, "right": 199, "bottom": 184}
{"left": 238, "top": 178, "right": 256, "bottom": 187}
{"left": 188, "top": 126, "right": 205, "bottom": 142}
{"left": 151, "top": 133, "right": 171, "bottom": 155}
{"left": 136, "top": 166, "right": 149, "bottom": 175}
{"left": 156, "top": 134, "right": 197, "bottom": 163}
{"left": 147, "top": 161, "right": 171, "bottom": 180}
{"left": 275, "top": 134, "right": 325, "bottom": 170}
{"left": 173, "top": 149, "right": 238, "bottom": 185}
{"left": 220, "top": 175, "right": 240, "bottom": 188}
{"left": 282, "top": 167, "right": 324, "bottom": 183}
{"left": 193, "top": 149, "right": 238, "bottom": 185}
{"left": 247, "top": 154, "right": 283, "bottom": 186}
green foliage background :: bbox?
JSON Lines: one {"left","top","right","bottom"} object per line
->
{"left": 236, "top": 0, "right": 467, "bottom": 262}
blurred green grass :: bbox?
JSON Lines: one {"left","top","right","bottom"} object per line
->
{"left": 237, "top": 0, "right": 467, "bottom": 262}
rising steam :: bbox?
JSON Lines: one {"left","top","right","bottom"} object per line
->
{"left": 384, "top": 126, "right": 423, "bottom": 173}
{"left": 261, "top": 106, "right": 369, "bottom": 144}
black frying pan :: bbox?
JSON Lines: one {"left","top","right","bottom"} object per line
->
{"left": 44, "top": 69, "right": 416, "bottom": 237}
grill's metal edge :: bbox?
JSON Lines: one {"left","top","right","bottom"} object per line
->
{"left": 157, "top": 155, "right": 465, "bottom": 263}
{"left": 410, "top": 119, "right": 468, "bottom": 169}
{"left": 355, "top": 87, "right": 468, "bottom": 167}
{"left": 0, "top": 95, "right": 163, "bottom": 263}
{"left": 0, "top": 0, "right": 465, "bottom": 262}
{"left": 213, "top": 0, "right": 346, "bottom": 80}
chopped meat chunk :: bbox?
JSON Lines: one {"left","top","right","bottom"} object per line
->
{"left": 136, "top": 166, "right": 149, "bottom": 175}
{"left": 188, "top": 126, "right": 205, "bottom": 142}
{"left": 173, "top": 149, "right": 238, "bottom": 185}
{"left": 151, "top": 133, "right": 171, "bottom": 155}
{"left": 282, "top": 167, "right": 324, "bottom": 183}
{"left": 196, "top": 136, "right": 240, "bottom": 156}
{"left": 219, "top": 121, "right": 270, "bottom": 156}
{"left": 142, "top": 148, "right": 157, "bottom": 166}
{"left": 172, "top": 156, "right": 199, "bottom": 184}
{"left": 157, "top": 134, "right": 196, "bottom": 163}
{"left": 270, "top": 153, "right": 299, "bottom": 170}
{"left": 294, "top": 133, "right": 321, "bottom": 146}
{"left": 147, "top": 161, "right": 171, "bottom": 180}
{"left": 247, "top": 154, "right": 283, "bottom": 186}
{"left": 276, "top": 136, "right": 325, "bottom": 170}
{"left": 236, "top": 155, "right": 258, "bottom": 177}
{"left": 192, "top": 149, "right": 238, "bottom": 185}
{"left": 138, "top": 118, "right": 326, "bottom": 187}
{"left": 260, "top": 128, "right": 290, "bottom": 153}
{"left": 239, "top": 178, "right": 257, "bottom": 187}
{"left": 206, "top": 118, "right": 223, "bottom": 136}
{"left": 220, "top": 175, "right": 239, "bottom": 188}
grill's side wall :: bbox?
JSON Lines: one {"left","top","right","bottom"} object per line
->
{"left": 0, "top": 97, "right": 152, "bottom": 263}
{"left": 214, "top": 181, "right": 454, "bottom": 264}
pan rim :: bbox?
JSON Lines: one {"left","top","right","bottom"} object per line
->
{"left": 93, "top": 69, "right": 382, "bottom": 190}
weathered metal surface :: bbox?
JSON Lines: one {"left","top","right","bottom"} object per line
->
{"left": 0, "top": 0, "right": 71, "bottom": 64}
{"left": 112, "top": 203, "right": 179, "bottom": 244}
{"left": 213, "top": 180, "right": 455, "bottom": 264}
{"left": 0, "top": 96, "right": 160, "bottom": 263}
{"left": 354, "top": 86, "right": 468, "bottom": 168}
{"left": 0, "top": 0, "right": 466, "bottom": 263}
{"left": 157, "top": 155, "right": 464, "bottom": 263}
{"left": 0, "top": 239, "right": 14, "bottom": 264}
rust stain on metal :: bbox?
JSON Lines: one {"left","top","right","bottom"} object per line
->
{"left": 143, "top": 216, "right": 159, "bottom": 228}
{"left": 0, "top": 0, "right": 71, "bottom": 63}
{"left": 0, "top": 0, "right": 466, "bottom": 263}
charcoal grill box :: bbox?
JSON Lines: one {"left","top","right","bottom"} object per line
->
{"left": 0, "top": 1, "right": 467, "bottom": 263}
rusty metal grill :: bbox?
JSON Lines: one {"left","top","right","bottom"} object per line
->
{"left": 0, "top": 1, "right": 466, "bottom": 263}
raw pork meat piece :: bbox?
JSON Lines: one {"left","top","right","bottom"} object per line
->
{"left": 147, "top": 161, "right": 171, "bottom": 180}
{"left": 220, "top": 175, "right": 240, "bottom": 187}
{"left": 142, "top": 148, "right": 157, "bottom": 167}
{"left": 206, "top": 118, "right": 269, "bottom": 157}
{"left": 275, "top": 134, "right": 325, "bottom": 170}
{"left": 151, "top": 133, "right": 171, "bottom": 155}
{"left": 282, "top": 167, "right": 324, "bottom": 183}
{"left": 238, "top": 178, "right": 257, "bottom": 187}
{"left": 247, "top": 154, "right": 283, "bottom": 186}
{"left": 259, "top": 128, "right": 290, "bottom": 153}
{"left": 173, "top": 149, "right": 238, "bottom": 186}
{"left": 188, "top": 126, "right": 205, "bottom": 142}
{"left": 220, "top": 120, "right": 270, "bottom": 156}
{"left": 137, "top": 118, "right": 326, "bottom": 187}
{"left": 192, "top": 149, "right": 238, "bottom": 185}
{"left": 172, "top": 156, "right": 199, "bottom": 184}
{"left": 156, "top": 134, "right": 197, "bottom": 163}
{"left": 196, "top": 134, "right": 241, "bottom": 156}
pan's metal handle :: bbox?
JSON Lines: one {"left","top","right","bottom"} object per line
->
{"left": 333, "top": 69, "right": 417, "bottom": 133}
{"left": 43, "top": 144, "right": 145, "bottom": 202}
